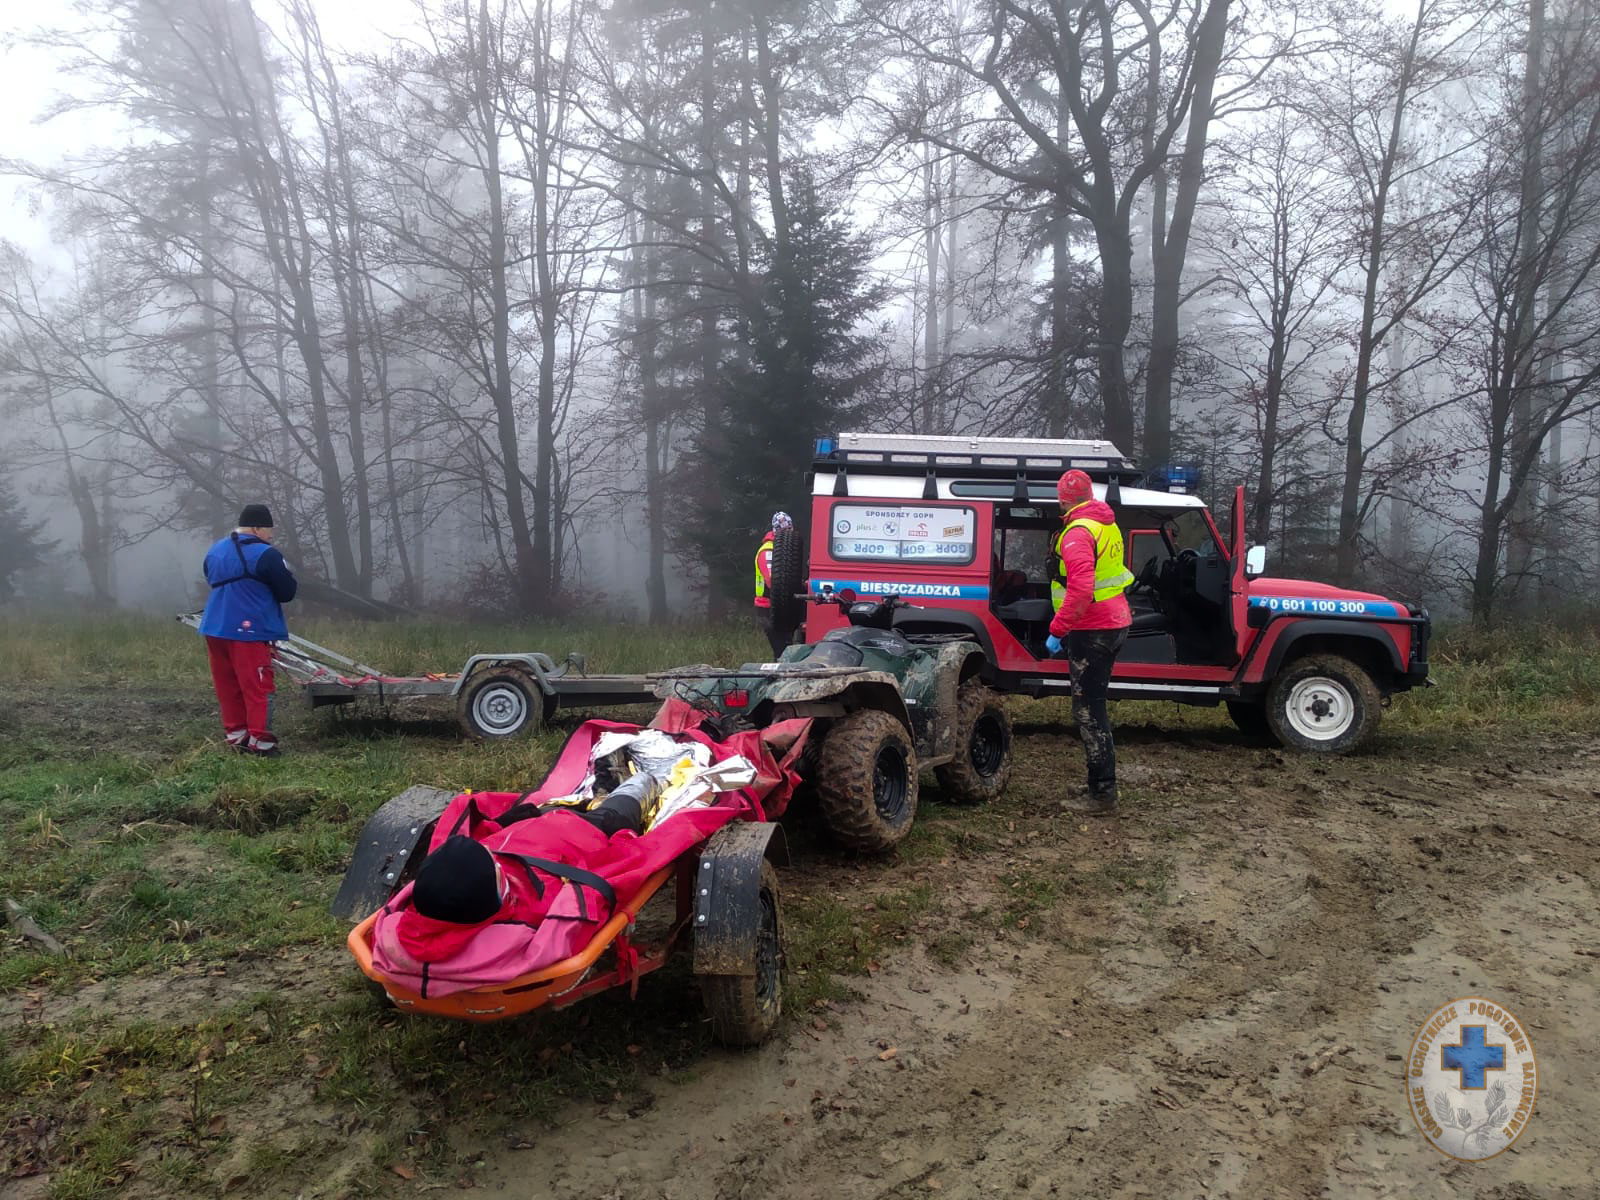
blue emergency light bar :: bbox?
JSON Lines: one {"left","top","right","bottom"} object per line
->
{"left": 1147, "top": 462, "right": 1202, "bottom": 494}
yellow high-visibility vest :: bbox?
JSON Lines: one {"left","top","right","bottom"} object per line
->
{"left": 1050, "top": 516, "right": 1133, "bottom": 608}
{"left": 754, "top": 536, "right": 774, "bottom": 607}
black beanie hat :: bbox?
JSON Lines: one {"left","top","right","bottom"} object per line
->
{"left": 412, "top": 836, "right": 502, "bottom": 924}
{"left": 238, "top": 503, "right": 274, "bottom": 529}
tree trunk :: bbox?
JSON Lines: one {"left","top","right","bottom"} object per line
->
{"left": 698, "top": 0, "right": 726, "bottom": 617}
{"left": 1504, "top": 0, "right": 1545, "bottom": 605}
{"left": 1095, "top": 221, "right": 1139, "bottom": 454}
{"left": 1334, "top": 4, "right": 1426, "bottom": 583}
{"left": 1143, "top": 0, "right": 1231, "bottom": 469}
{"left": 638, "top": 228, "right": 669, "bottom": 623}
{"left": 472, "top": 0, "right": 539, "bottom": 613}
{"left": 531, "top": 0, "right": 559, "bottom": 606}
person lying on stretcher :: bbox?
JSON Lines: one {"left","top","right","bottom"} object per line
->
{"left": 368, "top": 727, "right": 767, "bottom": 999}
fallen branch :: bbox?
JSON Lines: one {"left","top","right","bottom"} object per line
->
{"left": 4, "top": 898, "right": 67, "bottom": 956}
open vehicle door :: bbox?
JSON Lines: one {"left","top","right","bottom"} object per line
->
{"left": 1228, "top": 486, "right": 1251, "bottom": 662}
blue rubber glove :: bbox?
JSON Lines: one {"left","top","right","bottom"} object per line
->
{"left": 1045, "top": 634, "right": 1063, "bottom": 655}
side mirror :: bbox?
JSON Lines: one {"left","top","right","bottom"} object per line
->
{"left": 1245, "top": 545, "right": 1267, "bottom": 579}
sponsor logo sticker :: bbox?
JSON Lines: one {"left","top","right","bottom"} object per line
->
{"left": 1407, "top": 996, "right": 1537, "bottom": 1160}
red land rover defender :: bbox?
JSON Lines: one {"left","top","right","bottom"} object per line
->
{"left": 792, "top": 433, "right": 1431, "bottom": 754}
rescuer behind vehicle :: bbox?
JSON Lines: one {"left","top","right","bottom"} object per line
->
{"left": 1043, "top": 470, "right": 1133, "bottom": 814}
{"left": 754, "top": 511, "right": 796, "bottom": 657}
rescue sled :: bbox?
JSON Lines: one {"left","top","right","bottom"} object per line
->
{"left": 334, "top": 705, "right": 803, "bottom": 1045}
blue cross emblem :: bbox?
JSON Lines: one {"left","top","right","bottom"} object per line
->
{"left": 1441, "top": 1026, "right": 1505, "bottom": 1089}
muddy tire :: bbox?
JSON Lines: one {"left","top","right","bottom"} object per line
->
{"left": 768, "top": 524, "right": 805, "bottom": 637}
{"left": 1265, "top": 654, "right": 1381, "bottom": 754}
{"left": 934, "top": 684, "right": 1012, "bottom": 804}
{"left": 814, "top": 709, "right": 918, "bottom": 854}
{"left": 699, "top": 859, "right": 785, "bottom": 1046}
{"left": 1225, "top": 700, "right": 1272, "bottom": 739}
{"left": 457, "top": 666, "right": 543, "bottom": 740}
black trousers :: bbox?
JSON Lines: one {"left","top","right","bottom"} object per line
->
{"left": 1067, "top": 627, "right": 1128, "bottom": 797}
{"left": 755, "top": 609, "right": 791, "bottom": 658}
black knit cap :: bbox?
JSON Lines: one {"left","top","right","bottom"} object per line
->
{"left": 237, "top": 503, "right": 274, "bottom": 529}
{"left": 412, "top": 836, "right": 502, "bottom": 924}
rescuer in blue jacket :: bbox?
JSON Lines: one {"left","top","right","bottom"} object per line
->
{"left": 198, "top": 503, "right": 297, "bottom": 755}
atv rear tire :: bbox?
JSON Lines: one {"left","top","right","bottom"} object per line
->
{"left": 1225, "top": 700, "right": 1272, "bottom": 739}
{"left": 768, "top": 524, "right": 805, "bottom": 636}
{"left": 934, "top": 683, "right": 1012, "bottom": 804}
{"left": 1265, "top": 654, "right": 1381, "bottom": 754}
{"left": 699, "top": 860, "right": 785, "bottom": 1047}
{"left": 815, "top": 709, "right": 918, "bottom": 854}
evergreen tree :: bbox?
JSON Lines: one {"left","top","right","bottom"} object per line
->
{"left": 0, "top": 480, "right": 54, "bottom": 602}
{"left": 688, "top": 172, "right": 886, "bottom": 599}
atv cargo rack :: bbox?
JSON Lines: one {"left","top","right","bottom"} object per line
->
{"left": 813, "top": 431, "right": 1143, "bottom": 499}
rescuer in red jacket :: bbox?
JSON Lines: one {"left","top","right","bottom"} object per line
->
{"left": 1044, "top": 470, "right": 1133, "bottom": 814}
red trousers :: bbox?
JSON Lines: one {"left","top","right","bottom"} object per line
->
{"left": 205, "top": 636, "right": 276, "bottom": 748}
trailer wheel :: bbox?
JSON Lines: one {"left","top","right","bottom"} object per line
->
{"left": 457, "top": 666, "right": 543, "bottom": 740}
{"left": 768, "top": 524, "right": 805, "bottom": 636}
{"left": 699, "top": 859, "right": 785, "bottom": 1046}
{"left": 934, "top": 683, "right": 1012, "bottom": 804}
{"left": 815, "top": 709, "right": 918, "bottom": 854}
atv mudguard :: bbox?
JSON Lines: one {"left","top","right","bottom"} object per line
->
{"left": 330, "top": 786, "right": 455, "bottom": 920}
{"left": 692, "top": 821, "right": 789, "bottom": 977}
{"left": 918, "top": 640, "right": 988, "bottom": 759}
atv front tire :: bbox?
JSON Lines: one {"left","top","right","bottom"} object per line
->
{"left": 934, "top": 683, "right": 1012, "bottom": 804}
{"left": 1265, "top": 654, "right": 1381, "bottom": 754}
{"left": 814, "top": 709, "right": 918, "bottom": 854}
{"left": 699, "top": 860, "right": 785, "bottom": 1047}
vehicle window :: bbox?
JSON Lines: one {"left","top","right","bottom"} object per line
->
{"left": 827, "top": 503, "right": 977, "bottom": 564}
{"left": 1127, "top": 531, "right": 1165, "bottom": 570}
{"left": 1168, "top": 511, "right": 1219, "bottom": 557}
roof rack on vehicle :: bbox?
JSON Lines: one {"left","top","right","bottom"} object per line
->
{"left": 813, "top": 432, "right": 1143, "bottom": 499}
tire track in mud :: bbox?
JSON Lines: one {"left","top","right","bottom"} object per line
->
{"left": 451, "top": 734, "right": 1600, "bottom": 1200}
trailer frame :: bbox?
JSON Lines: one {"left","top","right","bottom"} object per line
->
{"left": 176, "top": 613, "right": 660, "bottom": 737}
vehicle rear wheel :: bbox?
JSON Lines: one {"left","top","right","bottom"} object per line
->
{"left": 699, "top": 859, "right": 785, "bottom": 1046}
{"left": 768, "top": 524, "right": 806, "bottom": 637}
{"left": 814, "top": 709, "right": 919, "bottom": 854}
{"left": 1225, "top": 700, "right": 1272, "bottom": 739}
{"left": 934, "top": 683, "right": 1012, "bottom": 804}
{"left": 457, "top": 666, "right": 543, "bottom": 740}
{"left": 1265, "top": 654, "right": 1381, "bottom": 754}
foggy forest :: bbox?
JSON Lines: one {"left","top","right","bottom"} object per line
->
{"left": 1, "top": 0, "right": 1597, "bottom": 624}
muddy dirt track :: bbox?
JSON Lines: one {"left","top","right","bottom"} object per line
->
{"left": 448, "top": 715, "right": 1600, "bottom": 1200}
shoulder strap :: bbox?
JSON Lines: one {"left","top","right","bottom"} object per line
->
{"left": 499, "top": 853, "right": 618, "bottom": 921}
{"left": 209, "top": 533, "right": 263, "bottom": 589}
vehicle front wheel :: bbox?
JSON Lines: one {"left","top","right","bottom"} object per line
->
{"left": 814, "top": 709, "right": 919, "bottom": 854}
{"left": 1264, "top": 654, "right": 1381, "bottom": 754}
{"left": 934, "top": 683, "right": 1013, "bottom": 804}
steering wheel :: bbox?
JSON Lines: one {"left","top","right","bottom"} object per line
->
{"left": 1132, "top": 555, "right": 1161, "bottom": 595}
{"left": 1177, "top": 548, "right": 1200, "bottom": 565}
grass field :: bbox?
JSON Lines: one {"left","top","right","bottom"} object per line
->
{"left": 2, "top": 612, "right": 1598, "bottom": 1198}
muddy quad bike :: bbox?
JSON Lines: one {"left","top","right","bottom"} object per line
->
{"left": 658, "top": 596, "right": 1013, "bottom": 855}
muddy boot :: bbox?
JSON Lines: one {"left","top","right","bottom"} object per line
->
{"left": 1060, "top": 786, "right": 1117, "bottom": 815}
{"left": 1085, "top": 784, "right": 1118, "bottom": 815}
